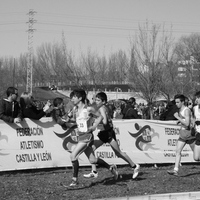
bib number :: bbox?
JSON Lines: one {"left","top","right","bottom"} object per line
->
{"left": 77, "top": 119, "right": 88, "bottom": 132}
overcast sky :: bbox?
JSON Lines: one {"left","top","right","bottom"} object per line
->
{"left": 1, "top": 0, "right": 200, "bottom": 58}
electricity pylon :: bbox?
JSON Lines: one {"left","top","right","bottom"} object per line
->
{"left": 26, "top": 9, "right": 36, "bottom": 94}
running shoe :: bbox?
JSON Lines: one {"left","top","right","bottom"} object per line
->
{"left": 110, "top": 164, "right": 119, "bottom": 180}
{"left": 83, "top": 171, "right": 98, "bottom": 178}
{"left": 167, "top": 169, "right": 178, "bottom": 176}
{"left": 69, "top": 179, "right": 78, "bottom": 187}
{"left": 132, "top": 164, "right": 140, "bottom": 179}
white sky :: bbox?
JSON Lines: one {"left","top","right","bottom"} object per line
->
{"left": 0, "top": 0, "right": 200, "bottom": 58}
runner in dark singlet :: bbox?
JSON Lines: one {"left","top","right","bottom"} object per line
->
{"left": 84, "top": 92, "right": 140, "bottom": 180}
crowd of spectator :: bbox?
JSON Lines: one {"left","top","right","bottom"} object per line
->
{"left": 0, "top": 86, "right": 196, "bottom": 123}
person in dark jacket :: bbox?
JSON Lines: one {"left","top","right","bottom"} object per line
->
{"left": 160, "top": 100, "right": 179, "bottom": 121}
{"left": 19, "top": 92, "right": 51, "bottom": 120}
{"left": 122, "top": 97, "right": 140, "bottom": 119}
{"left": 51, "top": 97, "right": 75, "bottom": 129}
{"left": 0, "top": 86, "right": 22, "bottom": 123}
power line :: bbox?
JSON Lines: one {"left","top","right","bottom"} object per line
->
{"left": 36, "top": 29, "right": 131, "bottom": 39}
{"left": 36, "top": 12, "right": 200, "bottom": 27}
{"left": 1, "top": 11, "right": 200, "bottom": 40}
{"left": 0, "top": 12, "right": 25, "bottom": 15}
{"left": 36, "top": 21, "right": 200, "bottom": 35}
{"left": 0, "top": 10, "right": 200, "bottom": 35}
{"left": 1, "top": 11, "right": 200, "bottom": 27}
{"left": 0, "top": 21, "right": 25, "bottom": 26}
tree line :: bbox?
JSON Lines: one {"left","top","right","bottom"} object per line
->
{"left": 1, "top": 22, "right": 200, "bottom": 106}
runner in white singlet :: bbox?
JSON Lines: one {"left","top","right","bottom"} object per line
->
{"left": 68, "top": 89, "right": 118, "bottom": 187}
{"left": 193, "top": 91, "right": 200, "bottom": 161}
{"left": 167, "top": 94, "right": 195, "bottom": 176}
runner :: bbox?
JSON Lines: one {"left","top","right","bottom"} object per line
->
{"left": 167, "top": 94, "right": 196, "bottom": 176}
{"left": 84, "top": 92, "right": 140, "bottom": 180}
{"left": 192, "top": 91, "right": 200, "bottom": 161}
{"left": 68, "top": 89, "right": 118, "bottom": 187}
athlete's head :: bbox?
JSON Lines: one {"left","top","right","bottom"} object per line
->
{"left": 174, "top": 94, "right": 185, "bottom": 109}
{"left": 95, "top": 92, "right": 108, "bottom": 108}
{"left": 70, "top": 89, "right": 87, "bottom": 104}
{"left": 96, "top": 92, "right": 107, "bottom": 103}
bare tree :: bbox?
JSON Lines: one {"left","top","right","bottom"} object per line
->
{"left": 128, "top": 22, "right": 174, "bottom": 118}
{"left": 36, "top": 43, "right": 55, "bottom": 86}
{"left": 0, "top": 56, "right": 23, "bottom": 97}
{"left": 107, "top": 50, "right": 129, "bottom": 84}
{"left": 17, "top": 54, "right": 29, "bottom": 87}
{"left": 174, "top": 33, "right": 200, "bottom": 97}
{"left": 96, "top": 55, "right": 108, "bottom": 83}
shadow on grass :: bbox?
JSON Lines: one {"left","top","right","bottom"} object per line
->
{"left": 60, "top": 177, "right": 114, "bottom": 191}
{"left": 180, "top": 171, "right": 200, "bottom": 177}
{"left": 61, "top": 172, "right": 146, "bottom": 190}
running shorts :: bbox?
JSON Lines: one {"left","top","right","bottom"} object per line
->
{"left": 77, "top": 132, "right": 94, "bottom": 146}
{"left": 178, "top": 129, "right": 196, "bottom": 144}
{"left": 195, "top": 132, "right": 200, "bottom": 146}
{"left": 97, "top": 128, "right": 116, "bottom": 143}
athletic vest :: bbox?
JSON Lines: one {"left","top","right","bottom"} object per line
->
{"left": 194, "top": 105, "right": 200, "bottom": 121}
{"left": 179, "top": 106, "right": 190, "bottom": 130}
{"left": 97, "top": 105, "right": 113, "bottom": 131}
{"left": 75, "top": 107, "right": 93, "bottom": 133}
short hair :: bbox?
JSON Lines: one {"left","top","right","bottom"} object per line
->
{"left": 6, "top": 87, "right": 18, "bottom": 97}
{"left": 96, "top": 92, "right": 107, "bottom": 103}
{"left": 71, "top": 89, "right": 86, "bottom": 103}
{"left": 53, "top": 97, "right": 63, "bottom": 107}
{"left": 69, "top": 91, "right": 74, "bottom": 99}
{"left": 174, "top": 94, "right": 185, "bottom": 102}
{"left": 20, "top": 92, "right": 32, "bottom": 109}
{"left": 128, "top": 97, "right": 136, "bottom": 104}
{"left": 195, "top": 91, "right": 200, "bottom": 98}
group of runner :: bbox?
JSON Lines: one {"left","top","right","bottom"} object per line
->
{"left": 2, "top": 87, "right": 200, "bottom": 186}
{"left": 59, "top": 89, "right": 140, "bottom": 187}
{"left": 58, "top": 89, "right": 200, "bottom": 186}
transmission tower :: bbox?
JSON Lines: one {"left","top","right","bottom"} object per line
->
{"left": 26, "top": 9, "right": 36, "bottom": 94}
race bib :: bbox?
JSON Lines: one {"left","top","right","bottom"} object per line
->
{"left": 77, "top": 118, "right": 88, "bottom": 132}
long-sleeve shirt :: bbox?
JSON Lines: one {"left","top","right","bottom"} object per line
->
{"left": 22, "top": 106, "right": 46, "bottom": 120}
{"left": 52, "top": 108, "right": 75, "bottom": 129}
{"left": 0, "top": 98, "right": 22, "bottom": 123}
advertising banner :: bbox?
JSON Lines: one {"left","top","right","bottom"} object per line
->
{"left": 0, "top": 118, "right": 194, "bottom": 171}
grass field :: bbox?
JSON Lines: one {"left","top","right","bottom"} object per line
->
{"left": 1, "top": 163, "right": 200, "bottom": 200}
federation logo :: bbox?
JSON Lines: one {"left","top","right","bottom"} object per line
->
{"left": 128, "top": 123, "right": 159, "bottom": 153}
{"left": 0, "top": 131, "right": 9, "bottom": 156}
{"left": 54, "top": 125, "right": 78, "bottom": 153}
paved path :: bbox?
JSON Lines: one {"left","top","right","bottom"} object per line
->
{"left": 94, "top": 191, "right": 200, "bottom": 200}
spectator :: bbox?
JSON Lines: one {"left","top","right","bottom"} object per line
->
{"left": 122, "top": 97, "right": 140, "bottom": 119}
{"left": 19, "top": 92, "right": 52, "bottom": 120}
{"left": 52, "top": 97, "right": 75, "bottom": 129}
{"left": 135, "top": 103, "right": 143, "bottom": 119}
{"left": 113, "top": 106, "right": 123, "bottom": 119}
{"left": 0, "top": 86, "right": 22, "bottom": 123}
{"left": 160, "top": 98, "right": 179, "bottom": 121}
{"left": 188, "top": 100, "right": 194, "bottom": 111}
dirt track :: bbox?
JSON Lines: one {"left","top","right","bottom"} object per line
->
{"left": 1, "top": 163, "right": 200, "bottom": 200}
